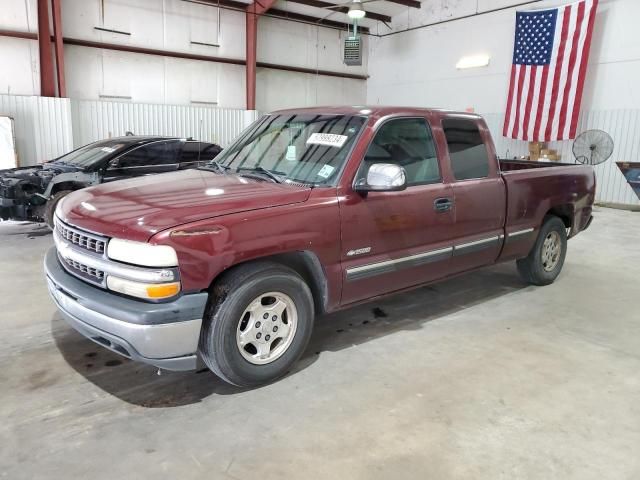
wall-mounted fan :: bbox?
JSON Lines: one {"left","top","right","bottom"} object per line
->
{"left": 573, "top": 130, "right": 614, "bottom": 166}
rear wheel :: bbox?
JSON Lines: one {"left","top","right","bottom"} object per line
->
{"left": 45, "top": 190, "right": 73, "bottom": 229}
{"left": 199, "top": 262, "right": 314, "bottom": 387}
{"left": 517, "top": 216, "right": 567, "bottom": 286}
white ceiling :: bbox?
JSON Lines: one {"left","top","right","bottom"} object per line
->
{"left": 272, "top": 0, "right": 414, "bottom": 28}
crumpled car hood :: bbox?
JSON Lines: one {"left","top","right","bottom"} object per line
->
{"left": 0, "top": 164, "right": 65, "bottom": 188}
{"left": 58, "top": 169, "right": 312, "bottom": 242}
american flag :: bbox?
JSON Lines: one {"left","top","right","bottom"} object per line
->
{"left": 503, "top": 0, "right": 598, "bottom": 141}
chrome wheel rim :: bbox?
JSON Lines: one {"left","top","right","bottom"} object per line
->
{"left": 541, "top": 231, "right": 562, "bottom": 272}
{"left": 236, "top": 292, "right": 298, "bottom": 365}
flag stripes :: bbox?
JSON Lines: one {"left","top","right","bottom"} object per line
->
{"left": 503, "top": 0, "right": 598, "bottom": 142}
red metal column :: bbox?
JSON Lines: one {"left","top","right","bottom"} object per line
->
{"left": 245, "top": 7, "right": 258, "bottom": 111}
{"left": 51, "top": 0, "right": 66, "bottom": 97}
{"left": 37, "top": 0, "right": 56, "bottom": 97}
{"left": 245, "top": 0, "right": 277, "bottom": 110}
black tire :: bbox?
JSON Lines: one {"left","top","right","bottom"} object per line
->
{"left": 45, "top": 190, "right": 73, "bottom": 229}
{"left": 517, "top": 215, "right": 568, "bottom": 286}
{"left": 199, "top": 262, "right": 314, "bottom": 387}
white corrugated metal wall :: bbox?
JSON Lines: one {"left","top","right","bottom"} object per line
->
{"left": 0, "top": 94, "right": 74, "bottom": 167}
{"left": 70, "top": 100, "right": 258, "bottom": 150}
{"left": 2, "top": 94, "right": 638, "bottom": 207}
{"left": 484, "top": 110, "right": 640, "bottom": 207}
{"left": 0, "top": 94, "right": 258, "bottom": 168}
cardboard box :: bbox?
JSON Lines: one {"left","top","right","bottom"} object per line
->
{"left": 529, "top": 153, "right": 540, "bottom": 161}
{"left": 541, "top": 148, "right": 555, "bottom": 155}
{"left": 529, "top": 141, "right": 545, "bottom": 153}
{"left": 546, "top": 153, "right": 561, "bottom": 161}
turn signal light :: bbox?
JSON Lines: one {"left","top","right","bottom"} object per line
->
{"left": 146, "top": 283, "right": 181, "bottom": 299}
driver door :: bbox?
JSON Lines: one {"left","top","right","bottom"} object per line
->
{"left": 339, "top": 117, "right": 455, "bottom": 305}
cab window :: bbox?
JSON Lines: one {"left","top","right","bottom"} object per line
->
{"left": 357, "top": 118, "right": 440, "bottom": 187}
{"left": 442, "top": 119, "right": 490, "bottom": 180}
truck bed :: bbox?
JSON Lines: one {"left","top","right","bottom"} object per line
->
{"left": 498, "top": 159, "right": 596, "bottom": 239}
{"left": 499, "top": 159, "right": 580, "bottom": 171}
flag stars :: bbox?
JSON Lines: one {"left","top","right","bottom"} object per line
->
{"left": 513, "top": 9, "right": 557, "bottom": 65}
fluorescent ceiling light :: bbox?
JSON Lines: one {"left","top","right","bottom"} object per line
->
{"left": 456, "top": 55, "right": 491, "bottom": 69}
{"left": 348, "top": 6, "right": 366, "bottom": 19}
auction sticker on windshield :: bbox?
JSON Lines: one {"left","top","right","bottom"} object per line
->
{"left": 306, "top": 133, "right": 348, "bottom": 148}
{"left": 317, "top": 164, "right": 335, "bottom": 179}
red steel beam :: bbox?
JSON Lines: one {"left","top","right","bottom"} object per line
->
{"left": 37, "top": 0, "right": 56, "bottom": 97}
{"left": 51, "top": 0, "right": 66, "bottom": 97}
{"left": 246, "top": 0, "right": 278, "bottom": 110}
{"left": 0, "top": 29, "right": 37, "bottom": 40}
{"left": 62, "top": 37, "right": 368, "bottom": 80}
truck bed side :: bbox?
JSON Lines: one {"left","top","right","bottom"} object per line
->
{"left": 499, "top": 162, "right": 596, "bottom": 261}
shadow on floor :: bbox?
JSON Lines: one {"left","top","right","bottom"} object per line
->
{"left": 0, "top": 221, "right": 51, "bottom": 238}
{"left": 52, "top": 262, "right": 528, "bottom": 408}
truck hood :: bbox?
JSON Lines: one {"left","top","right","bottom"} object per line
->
{"left": 58, "top": 169, "right": 312, "bottom": 241}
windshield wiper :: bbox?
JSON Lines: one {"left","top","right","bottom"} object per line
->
{"left": 236, "top": 166, "right": 284, "bottom": 184}
{"left": 198, "top": 160, "right": 231, "bottom": 174}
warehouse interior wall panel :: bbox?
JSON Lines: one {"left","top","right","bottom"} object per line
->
{"left": 0, "top": 94, "right": 257, "bottom": 166}
{"left": 484, "top": 109, "right": 640, "bottom": 207}
{"left": 367, "top": 0, "right": 640, "bottom": 112}
{"left": 257, "top": 16, "right": 368, "bottom": 77}
{"left": 0, "top": 94, "right": 73, "bottom": 167}
{"left": 70, "top": 99, "right": 258, "bottom": 149}
{"left": 1, "top": 0, "right": 366, "bottom": 111}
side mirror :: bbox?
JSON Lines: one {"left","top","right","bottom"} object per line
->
{"left": 354, "top": 163, "right": 407, "bottom": 193}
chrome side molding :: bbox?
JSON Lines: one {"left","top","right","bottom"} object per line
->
{"left": 346, "top": 246, "right": 453, "bottom": 281}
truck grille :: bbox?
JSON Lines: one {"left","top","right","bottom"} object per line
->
{"left": 62, "top": 256, "right": 105, "bottom": 284}
{"left": 56, "top": 220, "right": 106, "bottom": 255}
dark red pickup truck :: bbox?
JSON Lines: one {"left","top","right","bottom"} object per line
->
{"left": 46, "top": 107, "right": 595, "bottom": 386}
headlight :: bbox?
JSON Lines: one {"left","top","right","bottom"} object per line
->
{"left": 107, "top": 276, "right": 181, "bottom": 300}
{"left": 107, "top": 238, "right": 178, "bottom": 267}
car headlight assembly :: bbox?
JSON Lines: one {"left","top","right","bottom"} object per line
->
{"left": 106, "top": 238, "right": 181, "bottom": 300}
{"left": 107, "top": 238, "right": 178, "bottom": 267}
{"left": 107, "top": 276, "right": 181, "bottom": 300}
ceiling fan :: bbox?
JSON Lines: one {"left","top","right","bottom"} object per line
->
{"left": 317, "top": 0, "right": 388, "bottom": 66}
{"left": 320, "top": 0, "right": 389, "bottom": 24}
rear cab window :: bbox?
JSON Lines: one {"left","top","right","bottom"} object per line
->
{"left": 442, "top": 118, "right": 490, "bottom": 181}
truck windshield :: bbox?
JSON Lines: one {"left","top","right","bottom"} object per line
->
{"left": 212, "top": 114, "right": 367, "bottom": 185}
{"left": 51, "top": 142, "right": 126, "bottom": 169}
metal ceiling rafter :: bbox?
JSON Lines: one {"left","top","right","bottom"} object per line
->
{"left": 187, "top": 0, "right": 370, "bottom": 32}
{"left": 285, "top": 0, "right": 392, "bottom": 23}
{"left": 384, "top": 0, "right": 420, "bottom": 8}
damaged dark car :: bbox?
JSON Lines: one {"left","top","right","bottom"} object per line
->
{"left": 0, "top": 136, "right": 222, "bottom": 227}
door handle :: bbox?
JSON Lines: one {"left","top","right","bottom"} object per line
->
{"left": 434, "top": 197, "right": 454, "bottom": 212}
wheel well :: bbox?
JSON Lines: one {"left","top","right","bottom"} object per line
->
{"left": 51, "top": 182, "right": 82, "bottom": 194}
{"left": 546, "top": 204, "right": 573, "bottom": 228}
{"left": 207, "top": 251, "right": 329, "bottom": 315}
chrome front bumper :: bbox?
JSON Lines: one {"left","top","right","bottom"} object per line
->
{"left": 45, "top": 247, "right": 208, "bottom": 371}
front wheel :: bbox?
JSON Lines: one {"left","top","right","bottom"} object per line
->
{"left": 199, "top": 262, "right": 314, "bottom": 387}
{"left": 516, "top": 215, "right": 568, "bottom": 286}
{"left": 44, "top": 190, "right": 73, "bottom": 229}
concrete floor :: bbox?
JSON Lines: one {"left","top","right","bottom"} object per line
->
{"left": 0, "top": 207, "right": 639, "bottom": 479}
